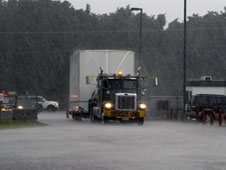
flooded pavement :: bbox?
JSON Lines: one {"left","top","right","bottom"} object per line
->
{"left": 0, "top": 111, "right": 226, "bottom": 170}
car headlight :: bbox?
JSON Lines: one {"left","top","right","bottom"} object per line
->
{"left": 104, "top": 102, "right": 112, "bottom": 109}
{"left": 55, "top": 103, "right": 59, "bottom": 107}
{"left": 139, "top": 104, "right": 147, "bottom": 109}
{"left": 17, "top": 105, "right": 24, "bottom": 110}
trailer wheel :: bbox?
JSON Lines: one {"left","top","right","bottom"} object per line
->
{"left": 93, "top": 115, "right": 98, "bottom": 122}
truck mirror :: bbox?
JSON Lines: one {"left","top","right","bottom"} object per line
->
{"left": 86, "top": 76, "right": 96, "bottom": 85}
{"left": 86, "top": 76, "right": 90, "bottom": 84}
{"left": 86, "top": 76, "right": 94, "bottom": 84}
{"left": 154, "top": 77, "right": 158, "bottom": 86}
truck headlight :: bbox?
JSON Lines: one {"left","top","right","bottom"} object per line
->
{"left": 139, "top": 104, "right": 146, "bottom": 109}
{"left": 1, "top": 107, "right": 7, "bottom": 112}
{"left": 104, "top": 103, "right": 112, "bottom": 109}
{"left": 75, "top": 106, "right": 79, "bottom": 111}
{"left": 17, "top": 105, "right": 24, "bottom": 110}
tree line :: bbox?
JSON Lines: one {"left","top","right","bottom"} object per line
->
{"left": 0, "top": 0, "right": 226, "bottom": 108}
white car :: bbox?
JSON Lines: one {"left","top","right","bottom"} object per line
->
{"left": 37, "top": 96, "right": 59, "bottom": 112}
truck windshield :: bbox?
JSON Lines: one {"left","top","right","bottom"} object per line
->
{"left": 108, "top": 79, "right": 137, "bottom": 93}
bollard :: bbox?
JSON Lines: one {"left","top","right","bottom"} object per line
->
{"left": 202, "top": 110, "right": 206, "bottom": 124}
{"left": 210, "top": 110, "right": 214, "bottom": 125}
{"left": 219, "top": 109, "right": 222, "bottom": 126}
{"left": 195, "top": 109, "right": 199, "bottom": 122}
{"left": 175, "top": 109, "right": 177, "bottom": 121}
{"left": 224, "top": 114, "right": 226, "bottom": 125}
{"left": 170, "top": 108, "right": 173, "bottom": 120}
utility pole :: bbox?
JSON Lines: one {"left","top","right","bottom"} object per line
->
{"left": 183, "top": 0, "right": 187, "bottom": 120}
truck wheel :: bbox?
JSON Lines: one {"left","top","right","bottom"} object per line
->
{"left": 138, "top": 118, "right": 144, "bottom": 125}
{"left": 118, "top": 118, "right": 123, "bottom": 123}
{"left": 90, "top": 109, "right": 95, "bottom": 122}
{"left": 47, "top": 105, "right": 56, "bottom": 112}
{"left": 92, "top": 115, "right": 97, "bottom": 122}
{"left": 72, "top": 114, "right": 76, "bottom": 120}
{"left": 72, "top": 115, "right": 81, "bottom": 121}
{"left": 103, "top": 117, "right": 108, "bottom": 124}
{"left": 90, "top": 113, "right": 94, "bottom": 122}
{"left": 91, "top": 115, "right": 97, "bottom": 123}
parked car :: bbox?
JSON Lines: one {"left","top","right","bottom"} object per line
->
{"left": 37, "top": 96, "right": 59, "bottom": 112}
{"left": 186, "top": 94, "right": 226, "bottom": 119}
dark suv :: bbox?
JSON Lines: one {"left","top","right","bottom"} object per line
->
{"left": 186, "top": 94, "right": 226, "bottom": 119}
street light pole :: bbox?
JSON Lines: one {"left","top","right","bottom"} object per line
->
{"left": 131, "top": 7, "right": 143, "bottom": 104}
{"left": 183, "top": 0, "right": 187, "bottom": 120}
{"left": 138, "top": 8, "right": 143, "bottom": 57}
{"left": 131, "top": 7, "right": 143, "bottom": 59}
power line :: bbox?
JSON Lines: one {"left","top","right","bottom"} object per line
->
{"left": 0, "top": 27, "right": 226, "bottom": 34}
{"left": 0, "top": 31, "right": 137, "bottom": 34}
{"left": 2, "top": 44, "right": 225, "bottom": 54}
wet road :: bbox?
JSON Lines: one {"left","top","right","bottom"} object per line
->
{"left": 0, "top": 111, "right": 226, "bottom": 170}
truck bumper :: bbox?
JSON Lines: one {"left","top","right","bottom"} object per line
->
{"left": 104, "top": 110, "right": 145, "bottom": 119}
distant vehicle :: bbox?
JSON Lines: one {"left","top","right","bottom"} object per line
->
{"left": 186, "top": 94, "right": 226, "bottom": 119}
{"left": 1, "top": 94, "right": 39, "bottom": 120}
{"left": 14, "top": 96, "right": 39, "bottom": 120}
{"left": 37, "top": 96, "right": 59, "bottom": 112}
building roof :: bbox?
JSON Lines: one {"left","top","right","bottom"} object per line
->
{"left": 186, "top": 80, "right": 226, "bottom": 87}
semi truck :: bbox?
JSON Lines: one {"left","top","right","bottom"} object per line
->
{"left": 67, "top": 50, "right": 150, "bottom": 124}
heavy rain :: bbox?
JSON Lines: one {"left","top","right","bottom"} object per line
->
{"left": 1, "top": 0, "right": 226, "bottom": 170}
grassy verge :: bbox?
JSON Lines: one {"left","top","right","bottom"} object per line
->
{"left": 0, "top": 120, "right": 46, "bottom": 129}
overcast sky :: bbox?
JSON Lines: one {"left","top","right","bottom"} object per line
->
{"left": 67, "top": 0, "right": 226, "bottom": 22}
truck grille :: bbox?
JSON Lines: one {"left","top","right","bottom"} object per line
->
{"left": 115, "top": 94, "right": 136, "bottom": 110}
{"left": 111, "top": 111, "right": 139, "bottom": 117}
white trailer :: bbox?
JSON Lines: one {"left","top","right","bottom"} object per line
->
{"left": 69, "top": 50, "right": 135, "bottom": 113}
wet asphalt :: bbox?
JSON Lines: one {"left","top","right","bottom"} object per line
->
{"left": 0, "top": 111, "right": 226, "bottom": 170}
